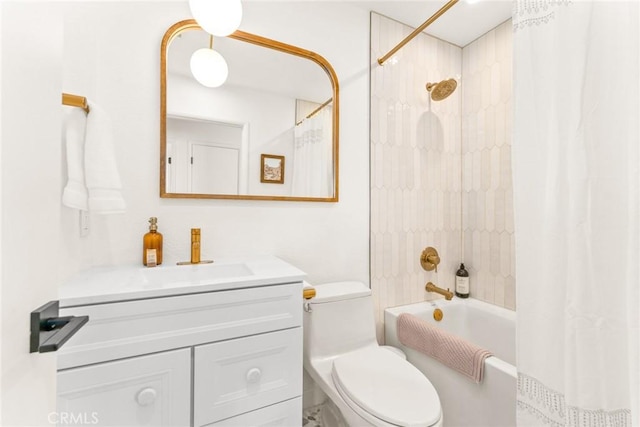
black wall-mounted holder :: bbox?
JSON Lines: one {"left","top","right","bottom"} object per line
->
{"left": 30, "top": 301, "right": 88, "bottom": 353}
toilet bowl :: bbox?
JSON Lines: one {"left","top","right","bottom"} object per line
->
{"left": 303, "top": 281, "right": 443, "bottom": 427}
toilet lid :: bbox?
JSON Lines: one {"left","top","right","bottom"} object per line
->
{"left": 332, "top": 347, "right": 441, "bottom": 427}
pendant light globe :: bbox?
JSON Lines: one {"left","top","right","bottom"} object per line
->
{"left": 189, "top": 0, "right": 243, "bottom": 37}
{"left": 190, "top": 48, "right": 229, "bottom": 88}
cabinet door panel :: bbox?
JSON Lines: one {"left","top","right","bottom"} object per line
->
{"left": 57, "top": 349, "right": 191, "bottom": 427}
{"left": 194, "top": 328, "right": 302, "bottom": 426}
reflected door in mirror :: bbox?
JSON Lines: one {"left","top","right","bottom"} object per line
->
{"left": 166, "top": 116, "right": 245, "bottom": 195}
{"left": 191, "top": 144, "right": 239, "bottom": 194}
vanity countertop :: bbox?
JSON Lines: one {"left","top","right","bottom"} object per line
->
{"left": 58, "top": 255, "right": 306, "bottom": 307}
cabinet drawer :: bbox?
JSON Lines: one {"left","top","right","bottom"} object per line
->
{"left": 58, "top": 348, "right": 191, "bottom": 427}
{"left": 58, "top": 283, "right": 301, "bottom": 369}
{"left": 194, "top": 328, "right": 302, "bottom": 426}
{"left": 203, "top": 397, "right": 301, "bottom": 427}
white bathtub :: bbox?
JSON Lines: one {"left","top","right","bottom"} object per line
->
{"left": 385, "top": 298, "right": 516, "bottom": 427}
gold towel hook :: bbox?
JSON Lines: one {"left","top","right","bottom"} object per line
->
{"left": 62, "top": 93, "right": 90, "bottom": 114}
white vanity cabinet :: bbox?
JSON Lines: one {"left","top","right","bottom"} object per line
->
{"left": 56, "top": 257, "right": 305, "bottom": 427}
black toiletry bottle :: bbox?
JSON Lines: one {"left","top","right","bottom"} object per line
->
{"left": 455, "top": 263, "right": 470, "bottom": 298}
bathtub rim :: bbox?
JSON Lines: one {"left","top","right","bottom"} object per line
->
{"left": 384, "top": 297, "right": 515, "bottom": 323}
{"left": 384, "top": 297, "right": 517, "bottom": 378}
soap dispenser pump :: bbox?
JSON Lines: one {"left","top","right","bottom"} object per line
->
{"left": 455, "top": 263, "right": 469, "bottom": 298}
{"left": 143, "top": 217, "right": 163, "bottom": 266}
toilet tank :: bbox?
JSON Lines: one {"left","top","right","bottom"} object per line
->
{"left": 303, "top": 281, "right": 378, "bottom": 359}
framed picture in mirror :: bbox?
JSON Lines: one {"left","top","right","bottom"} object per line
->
{"left": 260, "top": 154, "right": 285, "bottom": 184}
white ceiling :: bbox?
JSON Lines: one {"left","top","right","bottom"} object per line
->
{"left": 350, "top": 0, "right": 513, "bottom": 47}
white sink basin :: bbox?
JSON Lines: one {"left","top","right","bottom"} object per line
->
{"left": 58, "top": 256, "right": 306, "bottom": 306}
{"left": 142, "top": 262, "right": 253, "bottom": 286}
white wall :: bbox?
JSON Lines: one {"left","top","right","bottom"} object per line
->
{"left": 1, "top": 3, "right": 64, "bottom": 425}
{"left": 59, "top": 1, "right": 371, "bottom": 284}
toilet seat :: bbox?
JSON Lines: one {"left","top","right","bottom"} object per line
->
{"left": 334, "top": 377, "right": 403, "bottom": 427}
{"left": 331, "top": 347, "right": 441, "bottom": 427}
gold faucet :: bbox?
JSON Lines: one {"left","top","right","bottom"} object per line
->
{"left": 176, "top": 228, "right": 213, "bottom": 265}
{"left": 190, "top": 228, "right": 201, "bottom": 263}
{"left": 425, "top": 282, "right": 453, "bottom": 300}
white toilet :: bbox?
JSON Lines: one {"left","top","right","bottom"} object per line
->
{"left": 303, "top": 281, "right": 443, "bottom": 427}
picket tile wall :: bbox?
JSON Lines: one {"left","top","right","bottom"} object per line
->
{"left": 371, "top": 14, "right": 514, "bottom": 342}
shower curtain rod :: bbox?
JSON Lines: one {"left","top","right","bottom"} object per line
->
{"left": 296, "top": 97, "right": 333, "bottom": 126}
{"left": 377, "top": 0, "right": 459, "bottom": 66}
{"left": 62, "top": 93, "right": 90, "bottom": 114}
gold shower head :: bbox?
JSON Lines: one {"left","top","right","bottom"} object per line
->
{"left": 426, "top": 78, "right": 457, "bottom": 101}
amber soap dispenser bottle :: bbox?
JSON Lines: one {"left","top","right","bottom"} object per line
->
{"left": 143, "top": 217, "right": 163, "bottom": 266}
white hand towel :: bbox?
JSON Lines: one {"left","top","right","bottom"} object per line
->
{"left": 84, "top": 101, "right": 126, "bottom": 214}
{"left": 62, "top": 108, "right": 89, "bottom": 210}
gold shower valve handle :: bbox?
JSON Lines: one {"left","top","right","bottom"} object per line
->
{"left": 420, "top": 247, "right": 440, "bottom": 272}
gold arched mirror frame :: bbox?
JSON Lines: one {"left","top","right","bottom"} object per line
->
{"left": 160, "top": 20, "right": 339, "bottom": 202}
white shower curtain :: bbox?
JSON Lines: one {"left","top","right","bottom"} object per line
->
{"left": 513, "top": 1, "right": 639, "bottom": 426}
{"left": 291, "top": 106, "right": 333, "bottom": 197}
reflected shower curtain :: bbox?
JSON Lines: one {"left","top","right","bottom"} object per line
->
{"left": 291, "top": 107, "right": 333, "bottom": 197}
{"left": 513, "top": 1, "right": 640, "bottom": 426}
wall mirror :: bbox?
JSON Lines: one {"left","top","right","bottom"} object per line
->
{"left": 160, "top": 20, "right": 339, "bottom": 201}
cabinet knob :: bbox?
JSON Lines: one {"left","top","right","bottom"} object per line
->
{"left": 136, "top": 387, "right": 157, "bottom": 406}
{"left": 246, "top": 368, "right": 262, "bottom": 384}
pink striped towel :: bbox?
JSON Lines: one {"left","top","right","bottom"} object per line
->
{"left": 397, "top": 313, "right": 492, "bottom": 383}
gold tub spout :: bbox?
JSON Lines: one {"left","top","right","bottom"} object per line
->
{"left": 425, "top": 282, "right": 454, "bottom": 300}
